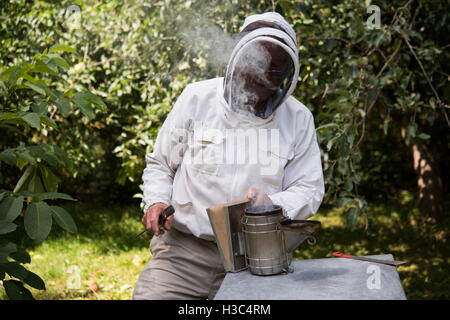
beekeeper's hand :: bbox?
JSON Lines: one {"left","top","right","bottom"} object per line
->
{"left": 142, "top": 202, "right": 174, "bottom": 236}
{"left": 246, "top": 187, "right": 273, "bottom": 206}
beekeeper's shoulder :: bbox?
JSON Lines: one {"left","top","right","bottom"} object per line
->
{"left": 282, "top": 95, "right": 314, "bottom": 123}
{"left": 182, "top": 78, "right": 218, "bottom": 101}
{"left": 176, "top": 78, "right": 218, "bottom": 114}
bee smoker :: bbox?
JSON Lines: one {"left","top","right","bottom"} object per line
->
{"left": 207, "top": 200, "right": 321, "bottom": 276}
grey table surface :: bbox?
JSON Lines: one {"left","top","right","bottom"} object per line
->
{"left": 214, "top": 254, "right": 407, "bottom": 300}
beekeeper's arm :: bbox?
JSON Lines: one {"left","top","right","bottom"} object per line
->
{"left": 268, "top": 113, "right": 324, "bottom": 220}
{"left": 141, "top": 87, "right": 190, "bottom": 235}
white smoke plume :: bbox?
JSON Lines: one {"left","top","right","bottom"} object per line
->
{"left": 180, "top": 15, "right": 236, "bottom": 71}
{"left": 229, "top": 41, "right": 272, "bottom": 117}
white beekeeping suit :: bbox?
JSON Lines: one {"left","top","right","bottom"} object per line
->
{"left": 141, "top": 12, "right": 324, "bottom": 241}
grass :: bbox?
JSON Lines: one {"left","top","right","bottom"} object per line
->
{"left": 1, "top": 204, "right": 151, "bottom": 300}
{"left": 1, "top": 190, "right": 449, "bottom": 300}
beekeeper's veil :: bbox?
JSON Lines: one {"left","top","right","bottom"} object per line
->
{"left": 223, "top": 12, "right": 299, "bottom": 119}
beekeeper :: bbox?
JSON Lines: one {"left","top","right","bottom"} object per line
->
{"left": 133, "top": 12, "right": 324, "bottom": 300}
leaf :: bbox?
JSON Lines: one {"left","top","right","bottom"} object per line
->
{"left": 13, "top": 166, "right": 36, "bottom": 193}
{"left": 417, "top": 133, "right": 430, "bottom": 140}
{"left": 18, "top": 150, "right": 36, "bottom": 167}
{"left": 22, "top": 112, "right": 41, "bottom": 129}
{"left": 54, "top": 96, "right": 71, "bottom": 116}
{"left": 0, "top": 195, "right": 24, "bottom": 222}
{"left": 316, "top": 123, "right": 339, "bottom": 131}
{"left": 72, "top": 95, "right": 94, "bottom": 120}
{"left": 23, "top": 271, "right": 46, "bottom": 290}
{"left": 46, "top": 54, "right": 70, "bottom": 69}
{"left": 338, "top": 134, "right": 350, "bottom": 159}
{"left": 32, "top": 101, "right": 48, "bottom": 115}
{"left": 383, "top": 120, "right": 389, "bottom": 135}
{"left": 7, "top": 63, "right": 32, "bottom": 89}
{"left": 346, "top": 207, "right": 359, "bottom": 230}
{"left": 23, "top": 81, "right": 46, "bottom": 96}
{"left": 24, "top": 202, "right": 53, "bottom": 242}
{"left": 27, "top": 168, "right": 45, "bottom": 193}
{"left": 30, "top": 62, "right": 58, "bottom": 76}
{"left": 0, "top": 220, "right": 17, "bottom": 235}
{"left": 9, "top": 247, "right": 31, "bottom": 264}
{"left": 73, "top": 91, "right": 107, "bottom": 111}
{"left": 1, "top": 261, "right": 28, "bottom": 279}
{"left": 0, "top": 65, "right": 20, "bottom": 81}
{"left": 0, "top": 191, "right": 9, "bottom": 202}
{"left": 48, "top": 44, "right": 78, "bottom": 55}
{"left": 39, "top": 115, "right": 58, "bottom": 130}
{"left": 0, "top": 150, "right": 16, "bottom": 166}
{"left": 38, "top": 192, "right": 76, "bottom": 202}
{"left": 337, "top": 197, "right": 353, "bottom": 208}
{"left": 344, "top": 178, "right": 353, "bottom": 192}
{"left": 0, "top": 112, "right": 22, "bottom": 121}
{"left": 3, "top": 280, "right": 34, "bottom": 300}
{"left": 0, "top": 242, "right": 17, "bottom": 262}
{"left": 39, "top": 167, "right": 59, "bottom": 192}
{"left": 50, "top": 206, "right": 77, "bottom": 233}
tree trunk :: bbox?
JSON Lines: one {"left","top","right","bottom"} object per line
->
{"left": 412, "top": 142, "right": 444, "bottom": 223}
{"left": 403, "top": 127, "right": 445, "bottom": 223}
{"left": 401, "top": 128, "right": 444, "bottom": 223}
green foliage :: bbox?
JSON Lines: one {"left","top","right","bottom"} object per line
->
{"left": 285, "top": 0, "right": 448, "bottom": 224}
{"left": 1, "top": 0, "right": 448, "bottom": 258}
{"left": 0, "top": 40, "right": 105, "bottom": 299}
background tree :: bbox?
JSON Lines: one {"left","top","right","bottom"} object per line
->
{"left": 1, "top": 0, "right": 448, "bottom": 261}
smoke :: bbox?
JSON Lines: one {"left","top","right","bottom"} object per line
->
{"left": 229, "top": 41, "right": 272, "bottom": 117}
{"left": 180, "top": 15, "right": 236, "bottom": 71}
{"left": 177, "top": 12, "right": 281, "bottom": 119}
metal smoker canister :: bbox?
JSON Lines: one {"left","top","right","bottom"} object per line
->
{"left": 242, "top": 205, "right": 290, "bottom": 275}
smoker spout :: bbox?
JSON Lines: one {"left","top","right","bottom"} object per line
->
{"left": 280, "top": 220, "right": 321, "bottom": 253}
{"left": 283, "top": 231, "right": 313, "bottom": 253}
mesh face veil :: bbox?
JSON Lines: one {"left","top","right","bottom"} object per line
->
{"left": 223, "top": 13, "right": 299, "bottom": 119}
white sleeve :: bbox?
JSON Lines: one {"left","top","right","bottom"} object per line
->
{"left": 268, "top": 113, "right": 324, "bottom": 220}
{"left": 141, "top": 87, "right": 191, "bottom": 213}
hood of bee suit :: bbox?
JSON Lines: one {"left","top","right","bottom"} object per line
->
{"left": 223, "top": 12, "right": 299, "bottom": 122}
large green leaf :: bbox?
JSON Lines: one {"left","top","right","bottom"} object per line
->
{"left": 346, "top": 207, "right": 359, "bottom": 230}
{"left": 23, "top": 270, "right": 46, "bottom": 290}
{"left": 23, "top": 81, "right": 46, "bottom": 96}
{"left": 7, "top": 63, "right": 32, "bottom": 89}
{"left": 31, "top": 100, "right": 48, "bottom": 115}
{"left": 46, "top": 54, "right": 69, "bottom": 69}
{"left": 22, "top": 112, "right": 41, "bottom": 129}
{"left": 9, "top": 246, "right": 31, "bottom": 264}
{"left": 14, "top": 166, "right": 36, "bottom": 193}
{"left": 3, "top": 280, "right": 34, "bottom": 300}
{"left": 50, "top": 205, "right": 77, "bottom": 233}
{"left": 30, "top": 61, "right": 58, "bottom": 76}
{"left": 0, "top": 219, "right": 17, "bottom": 235}
{"left": 72, "top": 94, "right": 94, "bottom": 120}
{"left": 0, "top": 191, "right": 9, "bottom": 202}
{"left": 39, "top": 115, "right": 58, "bottom": 129}
{"left": 73, "top": 91, "right": 107, "bottom": 111}
{"left": 24, "top": 201, "right": 52, "bottom": 242}
{"left": 48, "top": 44, "right": 78, "bottom": 55}
{"left": 0, "top": 195, "right": 24, "bottom": 222}
{"left": 0, "top": 242, "right": 17, "bottom": 263}
{"left": 17, "top": 150, "right": 36, "bottom": 166}
{"left": 38, "top": 192, "right": 76, "bottom": 202}
{"left": 54, "top": 96, "right": 71, "bottom": 116}
{"left": 26, "top": 168, "right": 45, "bottom": 193}
{"left": 39, "top": 166, "right": 59, "bottom": 192}
{"left": 0, "top": 150, "right": 17, "bottom": 166}
{"left": 1, "top": 261, "right": 28, "bottom": 280}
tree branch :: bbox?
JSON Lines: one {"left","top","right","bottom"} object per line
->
{"left": 398, "top": 29, "right": 441, "bottom": 104}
